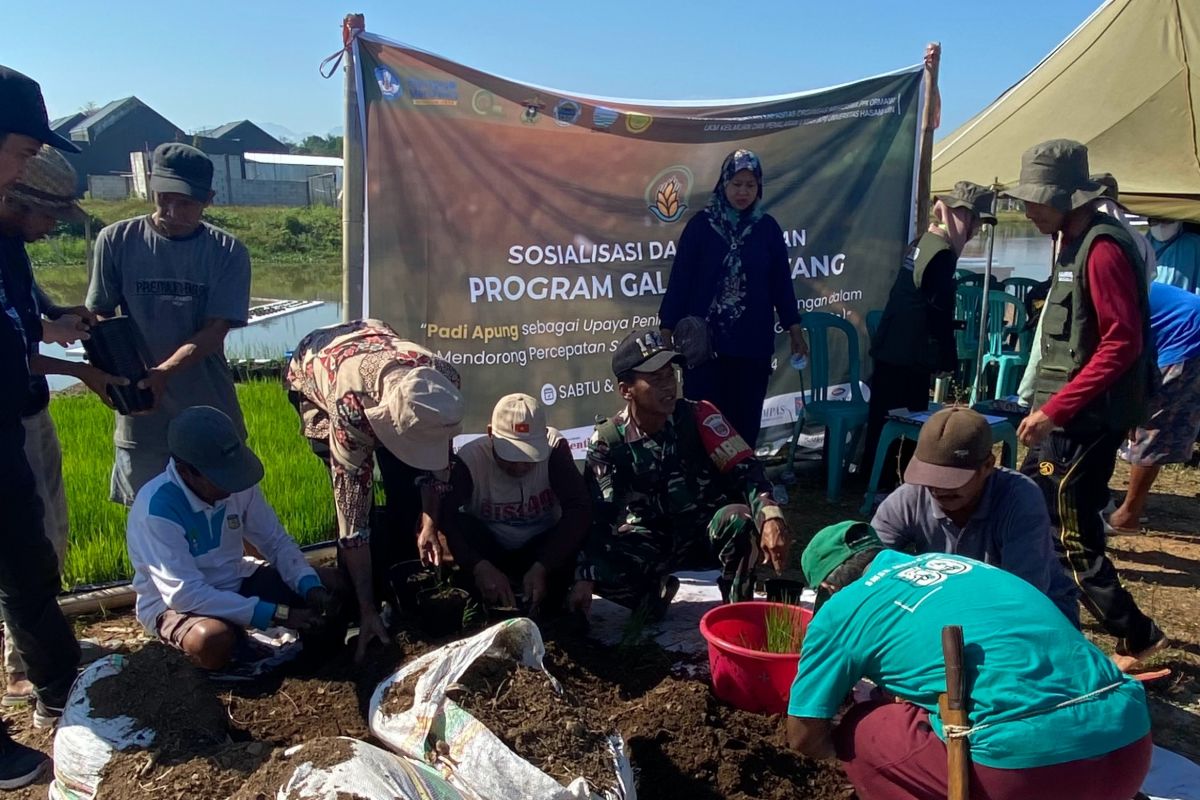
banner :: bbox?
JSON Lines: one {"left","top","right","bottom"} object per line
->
{"left": 354, "top": 33, "right": 924, "bottom": 455}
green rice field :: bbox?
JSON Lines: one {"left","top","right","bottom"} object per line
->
{"left": 49, "top": 381, "right": 336, "bottom": 588}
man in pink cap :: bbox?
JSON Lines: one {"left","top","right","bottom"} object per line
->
{"left": 439, "top": 393, "right": 590, "bottom": 617}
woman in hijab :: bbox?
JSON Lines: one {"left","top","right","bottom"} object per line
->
{"left": 860, "top": 181, "right": 995, "bottom": 489}
{"left": 659, "top": 149, "right": 806, "bottom": 447}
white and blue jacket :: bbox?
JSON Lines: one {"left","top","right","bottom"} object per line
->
{"left": 127, "top": 460, "right": 320, "bottom": 633}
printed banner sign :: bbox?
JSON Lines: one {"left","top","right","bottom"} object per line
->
{"left": 355, "top": 33, "right": 923, "bottom": 455}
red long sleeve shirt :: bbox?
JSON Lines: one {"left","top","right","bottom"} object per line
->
{"left": 1041, "top": 238, "right": 1143, "bottom": 426}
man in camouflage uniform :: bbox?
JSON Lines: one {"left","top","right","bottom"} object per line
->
{"left": 572, "top": 330, "right": 790, "bottom": 614}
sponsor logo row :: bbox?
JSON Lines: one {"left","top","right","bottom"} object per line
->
{"left": 374, "top": 66, "right": 653, "bottom": 134}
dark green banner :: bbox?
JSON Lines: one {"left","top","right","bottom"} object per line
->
{"left": 356, "top": 33, "right": 923, "bottom": 453}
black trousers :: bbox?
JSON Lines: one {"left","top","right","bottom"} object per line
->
{"left": 683, "top": 355, "right": 773, "bottom": 448}
{"left": 1021, "top": 428, "right": 1162, "bottom": 653}
{"left": 860, "top": 360, "right": 932, "bottom": 490}
{"left": 448, "top": 511, "right": 573, "bottom": 614}
{"left": 0, "top": 421, "right": 79, "bottom": 708}
{"left": 289, "top": 390, "right": 422, "bottom": 600}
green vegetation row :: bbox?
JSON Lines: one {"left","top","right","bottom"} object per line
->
{"left": 52, "top": 381, "right": 336, "bottom": 588}
{"left": 26, "top": 199, "right": 342, "bottom": 268}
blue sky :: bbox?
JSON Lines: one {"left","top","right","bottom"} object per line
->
{"left": 3, "top": 0, "right": 1102, "bottom": 141}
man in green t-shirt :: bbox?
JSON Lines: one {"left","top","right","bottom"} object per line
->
{"left": 786, "top": 521, "right": 1152, "bottom": 800}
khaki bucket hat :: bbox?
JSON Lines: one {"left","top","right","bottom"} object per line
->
{"left": 935, "top": 181, "right": 997, "bottom": 225}
{"left": 1004, "top": 139, "right": 1105, "bottom": 213}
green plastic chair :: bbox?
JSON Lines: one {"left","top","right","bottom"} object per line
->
{"left": 956, "top": 270, "right": 984, "bottom": 287}
{"left": 785, "top": 312, "right": 869, "bottom": 502}
{"left": 979, "top": 290, "right": 1029, "bottom": 400}
{"left": 1001, "top": 276, "right": 1041, "bottom": 305}
{"left": 955, "top": 285, "right": 983, "bottom": 383}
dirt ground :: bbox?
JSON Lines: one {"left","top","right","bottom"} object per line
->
{"left": 1, "top": 458, "right": 1198, "bottom": 798}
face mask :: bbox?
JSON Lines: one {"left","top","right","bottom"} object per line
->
{"left": 1150, "top": 221, "right": 1182, "bottom": 242}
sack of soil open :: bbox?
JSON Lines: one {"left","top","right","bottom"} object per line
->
{"left": 369, "top": 618, "right": 635, "bottom": 800}
{"left": 229, "top": 736, "right": 466, "bottom": 800}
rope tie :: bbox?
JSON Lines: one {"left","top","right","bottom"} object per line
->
{"left": 319, "top": 16, "right": 364, "bottom": 79}
{"left": 942, "top": 681, "right": 1125, "bottom": 741}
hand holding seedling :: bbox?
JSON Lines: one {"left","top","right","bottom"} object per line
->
{"left": 760, "top": 518, "right": 790, "bottom": 573}
{"left": 474, "top": 561, "right": 516, "bottom": 608}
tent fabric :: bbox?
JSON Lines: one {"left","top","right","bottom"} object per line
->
{"left": 932, "top": 0, "right": 1200, "bottom": 223}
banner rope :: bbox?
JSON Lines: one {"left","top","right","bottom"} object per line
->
{"left": 320, "top": 16, "right": 364, "bottom": 79}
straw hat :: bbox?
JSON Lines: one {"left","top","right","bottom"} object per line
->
{"left": 4, "top": 144, "right": 85, "bottom": 223}
{"left": 1003, "top": 139, "right": 1105, "bottom": 213}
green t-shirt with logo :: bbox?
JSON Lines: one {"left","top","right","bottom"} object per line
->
{"left": 788, "top": 551, "right": 1149, "bottom": 769}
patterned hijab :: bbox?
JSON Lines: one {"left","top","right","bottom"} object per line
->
{"left": 705, "top": 149, "right": 765, "bottom": 331}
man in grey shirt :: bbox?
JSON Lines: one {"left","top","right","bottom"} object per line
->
{"left": 871, "top": 407, "right": 1079, "bottom": 625}
{"left": 87, "top": 143, "right": 250, "bottom": 504}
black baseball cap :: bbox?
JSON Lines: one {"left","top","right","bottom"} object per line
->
{"left": 612, "top": 329, "right": 685, "bottom": 378}
{"left": 168, "top": 406, "right": 264, "bottom": 493}
{"left": 149, "top": 143, "right": 214, "bottom": 200}
{"left": 0, "top": 66, "right": 81, "bottom": 153}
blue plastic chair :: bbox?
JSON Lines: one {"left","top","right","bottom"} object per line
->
{"left": 979, "top": 290, "right": 1029, "bottom": 400}
{"left": 785, "top": 312, "right": 869, "bottom": 502}
{"left": 858, "top": 405, "right": 1019, "bottom": 515}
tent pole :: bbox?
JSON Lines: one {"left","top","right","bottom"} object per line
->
{"left": 341, "top": 13, "right": 366, "bottom": 322}
{"left": 915, "top": 42, "right": 941, "bottom": 233}
{"left": 969, "top": 180, "right": 1000, "bottom": 405}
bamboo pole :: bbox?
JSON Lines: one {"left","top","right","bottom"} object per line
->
{"left": 341, "top": 13, "right": 366, "bottom": 322}
{"left": 915, "top": 43, "right": 941, "bottom": 234}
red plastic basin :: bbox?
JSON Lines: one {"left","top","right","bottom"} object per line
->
{"left": 699, "top": 601, "right": 812, "bottom": 715}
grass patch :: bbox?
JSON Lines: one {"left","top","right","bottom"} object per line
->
{"left": 50, "top": 380, "right": 335, "bottom": 588}
{"left": 27, "top": 199, "right": 342, "bottom": 305}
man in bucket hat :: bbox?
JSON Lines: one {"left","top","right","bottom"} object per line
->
{"left": 863, "top": 181, "right": 995, "bottom": 487}
{"left": 786, "top": 522, "right": 1152, "bottom": 800}
{"left": 0, "top": 146, "right": 128, "bottom": 707}
{"left": 870, "top": 408, "right": 1079, "bottom": 623}
{"left": 0, "top": 64, "right": 86, "bottom": 787}
{"left": 86, "top": 142, "right": 252, "bottom": 509}
{"left": 1005, "top": 139, "right": 1167, "bottom": 672}
{"left": 286, "top": 320, "right": 464, "bottom": 662}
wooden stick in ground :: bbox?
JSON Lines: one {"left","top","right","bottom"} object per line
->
{"left": 914, "top": 42, "right": 941, "bottom": 234}
{"left": 940, "top": 624, "right": 970, "bottom": 800}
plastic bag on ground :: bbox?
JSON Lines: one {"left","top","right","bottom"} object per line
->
{"left": 369, "top": 618, "right": 635, "bottom": 800}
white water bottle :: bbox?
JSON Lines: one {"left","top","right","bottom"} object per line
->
{"left": 790, "top": 353, "right": 808, "bottom": 371}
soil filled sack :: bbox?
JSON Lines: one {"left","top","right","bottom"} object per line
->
{"left": 369, "top": 618, "right": 635, "bottom": 800}
{"left": 51, "top": 651, "right": 227, "bottom": 800}
{"left": 230, "top": 736, "right": 467, "bottom": 800}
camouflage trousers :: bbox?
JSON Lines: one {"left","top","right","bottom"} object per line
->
{"left": 588, "top": 504, "right": 759, "bottom": 609}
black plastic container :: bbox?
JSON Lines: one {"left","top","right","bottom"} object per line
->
{"left": 764, "top": 578, "right": 807, "bottom": 605}
{"left": 82, "top": 317, "right": 155, "bottom": 414}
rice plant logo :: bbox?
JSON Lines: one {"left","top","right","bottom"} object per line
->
{"left": 645, "top": 165, "right": 693, "bottom": 223}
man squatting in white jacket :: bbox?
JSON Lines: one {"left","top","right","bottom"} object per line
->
{"left": 127, "top": 406, "right": 346, "bottom": 670}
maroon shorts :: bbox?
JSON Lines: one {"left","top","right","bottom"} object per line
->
{"left": 833, "top": 700, "right": 1152, "bottom": 800}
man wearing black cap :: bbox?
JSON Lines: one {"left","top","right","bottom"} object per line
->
{"left": 1006, "top": 139, "right": 1166, "bottom": 672}
{"left": 870, "top": 407, "right": 1078, "bottom": 623}
{"left": 127, "top": 406, "right": 344, "bottom": 671}
{"left": 0, "top": 64, "right": 85, "bottom": 788}
{"left": 573, "top": 330, "right": 790, "bottom": 615}
{"left": 87, "top": 142, "right": 251, "bottom": 506}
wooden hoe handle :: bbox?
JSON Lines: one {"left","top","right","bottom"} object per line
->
{"left": 941, "top": 625, "right": 970, "bottom": 800}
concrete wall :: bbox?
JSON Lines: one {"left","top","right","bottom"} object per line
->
{"left": 208, "top": 155, "right": 309, "bottom": 206}
{"left": 87, "top": 174, "right": 131, "bottom": 200}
